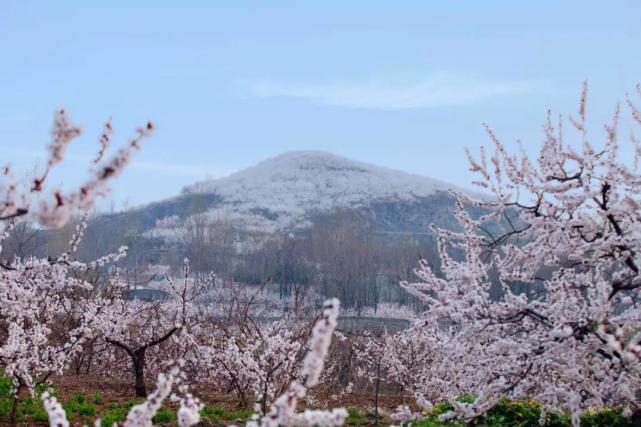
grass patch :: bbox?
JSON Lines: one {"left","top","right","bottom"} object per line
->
{"left": 101, "top": 405, "right": 128, "bottom": 426}
{"left": 63, "top": 393, "right": 98, "bottom": 418}
{"left": 345, "top": 407, "right": 370, "bottom": 425}
{"left": 16, "top": 396, "right": 49, "bottom": 423}
{"left": 127, "top": 398, "right": 144, "bottom": 408}
{"left": 0, "top": 375, "right": 12, "bottom": 399}
{"left": 151, "top": 406, "right": 175, "bottom": 424}
{"left": 200, "top": 405, "right": 254, "bottom": 422}
{"left": 413, "top": 398, "right": 636, "bottom": 427}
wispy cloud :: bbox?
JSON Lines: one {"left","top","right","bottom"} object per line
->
{"left": 248, "top": 74, "right": 533, "bottom": 110}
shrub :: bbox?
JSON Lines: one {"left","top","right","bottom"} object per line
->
{"left": 415, "top": 399, "right": 634, "bottom": 426}
{"left": 101, "top": 406, "right": 127, "bottom": 426}
{"left": 92, "top": 392, "right": 103, "bottom": 405}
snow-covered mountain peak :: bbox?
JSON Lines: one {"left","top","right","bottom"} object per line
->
{"left": 183, "top": 150, "right": 460, "bottom": 197}
{"left": 173, "top": 150, "right": 475, "bottom": 232}
{"left": 234, "top": 150, "right": 371, "bottom": 175}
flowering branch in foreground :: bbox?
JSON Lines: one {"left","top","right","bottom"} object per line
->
{"left": 248, "top": 298, "right": 347, "bottom": 427}
{"left": 0, "top": 110, "right": 152, "bottom": 425}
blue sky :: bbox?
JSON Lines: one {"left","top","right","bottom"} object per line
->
{"left": 1, "top": 1, "right": 640, "bottom": 209}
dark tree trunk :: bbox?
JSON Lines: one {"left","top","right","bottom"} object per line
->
{"left": 105, "top": 327, "right": 178, "bottom": 398}
{"left": 73, "top": 356, "right": 83, "bottom": 375}
{"left": 9, "top": 384, "right": 22, "bottom": 427}
{"left": 374, "top": 362, "right": 381, "bottom": 427}
{"left": 134, "top": 350, "right": 147, "bottom": 397}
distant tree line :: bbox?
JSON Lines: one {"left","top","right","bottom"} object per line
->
{"left": 2, "top": 207, "right": 439, "bottom": 313}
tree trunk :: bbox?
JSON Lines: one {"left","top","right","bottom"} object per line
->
{"left": 73, "top": 355, "right": 83, "bottom": 375}
{"left": 374, "top": 362, "right": 381, "bottom": 427}
{"left": 261, "top": 378, "right": 269, "bottom": 415}
{"left": 9, "top": 384, "right": 22, "bottom": 427}
{"left": 133, "top": 350, "right": 147, "bottom": 397}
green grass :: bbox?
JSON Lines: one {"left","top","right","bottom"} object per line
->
{"left": 152, "top": 406, "right": 175, "bottom": 424}
{"left": 101, "top": 405, "right": 128, "bottom": 426}
{"left": 0, "top": 375, "right": 11, "bottom": 399}
{"left": 199, "top": 405, "right": 254, "bottom": 422}
{"left": 127, "top": 397, "right": 145, "bottom": 408}
{"left": 412, "top": 398, "right": 636, "bottom": 427}
{"left": 63, "top": 393, "right": 98, "bottom": 418}
{"left": 15, "top": 396, "right": 49, "bottom": 423}
{"left": 345, "top": 407, "right": 370, "bottom": 425}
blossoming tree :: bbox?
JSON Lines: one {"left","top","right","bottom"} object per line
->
{"left": 0, "top": 110, "right": 153, "bottom": 425}
{"left": 401, "top": 83, "right": 641, "bottom": 425}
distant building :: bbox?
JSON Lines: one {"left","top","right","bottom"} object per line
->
{"left": 123, "top": 288, "right": 168, "bottom": 301}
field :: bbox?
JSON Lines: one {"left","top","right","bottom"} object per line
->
{"left": 0, "top": 373, "right": 637, "bottom": 426}
{"left": 0, "top": 373, "right": 392, "bottom": 426}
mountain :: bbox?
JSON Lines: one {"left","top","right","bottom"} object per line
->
{"left": 173, "top": 150, "right": 481, "bottom": 233}
{"left": 90, "top": 151, "right": 487, "bottom": 247}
